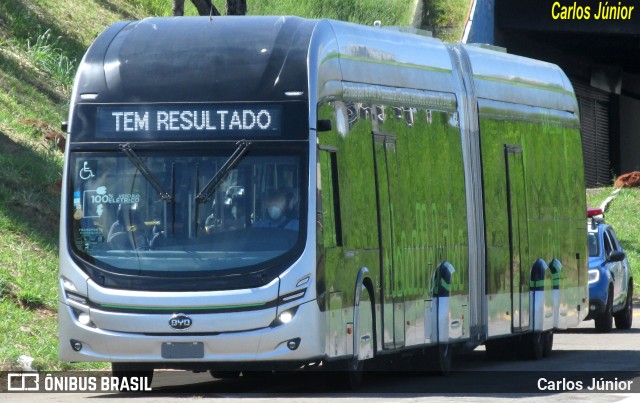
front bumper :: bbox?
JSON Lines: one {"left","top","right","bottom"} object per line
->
{"left": 59, "top": 299, "right": 325, "bottom": 369}
{"left": 585, "top": 298, "right": 606, "bottom": 320}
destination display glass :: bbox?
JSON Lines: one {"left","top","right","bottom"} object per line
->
{"left": 71, "top": 102, "right": 308, "bottom": 141}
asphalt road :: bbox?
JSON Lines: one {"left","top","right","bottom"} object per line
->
{"left": 4, "top": 304, "right": 639, "bottom": 402}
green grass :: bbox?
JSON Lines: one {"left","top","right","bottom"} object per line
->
{"left": 422, "top": 0, "right": 470, "bottom": 41}
{"left": 25, "top": 29, "right": 77, "bottom": 90}
{"left": 586, "top": 187, "right": 640, "bottom": 295}
{"left": 0, "top": 0, "right": 163, "bottom": 373}
{"left": 131, "top": 0, "right": 417, "bottom": 26}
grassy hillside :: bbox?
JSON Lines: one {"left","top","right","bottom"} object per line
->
{"left": 0, "top": 0, "right": 418, "bottom": 371}
{"left": 143, "top": 0, "right": 417, "bottom": 26}
{"left": 422, "top": 0, "right": 469, "bottom": 42}
{"left": 0, "top": 0, "right": 151, "bottom": 372}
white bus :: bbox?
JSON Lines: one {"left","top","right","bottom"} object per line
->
{"left": 59, "top": 16, "right": 588, "bottom": 387}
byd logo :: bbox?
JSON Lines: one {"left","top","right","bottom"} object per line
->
{"left": 169, "top": 313, "right": 192, "bottom": 330}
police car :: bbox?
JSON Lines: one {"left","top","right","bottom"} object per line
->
{"left": 586, "top": 208, "right": 634, "bottom": 332}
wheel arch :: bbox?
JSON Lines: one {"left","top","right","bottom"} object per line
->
{"left": 353, "top": 267, "right": 376, "bottom": 359}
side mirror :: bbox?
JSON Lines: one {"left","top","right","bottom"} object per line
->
{"left": 608, "top": 250, "right": 625, "bottom": 262}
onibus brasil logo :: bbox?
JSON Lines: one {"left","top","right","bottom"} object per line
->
{"left": 7, "top": 373, "right": 152, "bottom": 392}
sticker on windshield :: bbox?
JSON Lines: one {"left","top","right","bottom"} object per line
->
{"left": 79, "top": 160, "right": 97, "bottom": 180}
{"left": 80, "top": 186, "right": 141, "bottom": 218}
{"left": 73, "top": 207, "right": 83, "bottom": 220}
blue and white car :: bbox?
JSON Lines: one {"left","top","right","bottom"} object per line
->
{"left": 586, "top": 208, "right": 634, "bottom": 332}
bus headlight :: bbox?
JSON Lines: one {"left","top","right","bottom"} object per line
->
{"left": 78, "top": 312, "right": 92, "bottom": 326}
{"left": 61, "top": 276, "right": 79, "bottom": 292}
{"left": 272, "top": 306, "right": 299, "bottom": 327}
{"left": 72, "top": 308, "right": 96, "bottom": 328}
{"left": 588, "top": 269, "right": 600, "bottom": 284}
{"left": 279, "top": 310, "right": 294, "bottom": 324}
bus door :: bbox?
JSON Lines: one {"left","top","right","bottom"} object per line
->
{"left": 373, "top": 132, "right": 405, "bottom": 349}
{"left": 505, "top": 145, "right": 530, "bottom": 332}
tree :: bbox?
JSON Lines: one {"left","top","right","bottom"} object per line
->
{"left": 172, "top": 1, "right": 247, "bottom": 16}
{"left": 226, "top": 0, "right": 246, "bottom": 15}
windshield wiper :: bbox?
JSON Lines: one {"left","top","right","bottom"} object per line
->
{"left": 195, "top": 140, "right": 251, "bottom": 204}
{"left": 120, "top": 143, "right": 173, "bottom": 202}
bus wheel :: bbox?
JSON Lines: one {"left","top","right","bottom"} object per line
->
{"left": 209, "top": 370, "right": 241, "bottom": 379}
{"left": 523, "top": 332, "right": 544, "bottom": 360}
{"left": 430, "top": 343, "right": 452, "bottom": 375}
{"left": 111, "top": 363, "right": 153, "bottom": 391}
{"left": 542, "top": 330, "right": 553, "bottom": 357}
{"left": 413, "top": 344, "right": 453, "bottom": 375}
{"left": 242, "top": 370, "right": 274, "bottom": 378}
{"left": 323, "top": 356, "right": 363, "bottom": 390}
{"left": 485, "top": 337, "right": 517, "bottom": 360}
{"left": 333, "top": 285, "right": 373, "bottom": 390}
{"left": 345, "top": 353, "right": 364, "bottom": 389}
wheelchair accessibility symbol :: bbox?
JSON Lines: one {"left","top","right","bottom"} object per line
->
{"left": 79, "top": 161, "right": 96, "bottom": 180}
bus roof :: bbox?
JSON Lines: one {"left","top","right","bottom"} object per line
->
{"left": 74, "top": 16, "right": 317, "bottom": 104}
{"left": 74, "top": 16, "right": 578, "bottom": 115}
{"left": 462, "top": 44, "right": 578, "bottom": 114}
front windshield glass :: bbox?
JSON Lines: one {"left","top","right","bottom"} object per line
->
{"left": 69, "top": 146, "right": 306, "bottom": 276}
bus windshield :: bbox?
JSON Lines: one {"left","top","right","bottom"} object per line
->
{"left": 68, "top": 145, "right": 307, "bottom": 283}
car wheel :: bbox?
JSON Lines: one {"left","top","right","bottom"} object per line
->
{"left": 614, "top": 280, "right": 633, "bottom": 330}
{"left": 594, "top": 290, "right": 613, "bottom": 333}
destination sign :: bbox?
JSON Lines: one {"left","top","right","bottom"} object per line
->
{"left": 96, "top": 104, "right": 282, "bottom": 138}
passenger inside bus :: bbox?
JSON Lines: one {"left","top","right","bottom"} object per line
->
{"left": 253, "top": 188, "right": 299, "bottom": 231}
{"left": 107, "top": 203, "right": 149, "bottom": 249}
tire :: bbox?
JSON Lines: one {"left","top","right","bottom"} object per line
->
{"left": 522, "top": 332, "right": 544, "bottom": 360}
{"left": 485, "top": 337, "right": 518, "bottom": 360}
{"left": 242, "top": 370, "right": 273, "bottom": 378}
{"left": 111, "top": 363, "right": 154, "bottom": 392}
{"left": 209, "top": 370, "right": 241, "bottom": 379}
{"left": 434, "top": 343, "right": 452, "bottom": 375}
{"left": 345, "top": 355, "right": 364, "bottom": 390}
{"left": 329, "top": 285, "right": 373, "bottom": 390}
{"left": 614, "top": 281, "right": 633, "bottom": 330}
{"left": 542, "top": 330, "right": 553, "bottom": 357}
{"left": 595, "top": 290, "right": 613, "bottom": 333}
{"left": 414, "top": 343, "right": 453, "bottom": 375}
{"left": 325, "top": 352, "right": 364, "bottom": 390}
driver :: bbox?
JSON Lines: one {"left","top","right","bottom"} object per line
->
{"left": 253, "top": 189, "right": 299, "bottom": 231}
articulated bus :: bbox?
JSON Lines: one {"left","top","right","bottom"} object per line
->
{"left": 59, "top": 16, "right": 588, "bottom": 385}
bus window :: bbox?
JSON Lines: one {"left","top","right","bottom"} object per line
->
{"left": 319, "top": 147, "right": 342, "bottom": 248}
